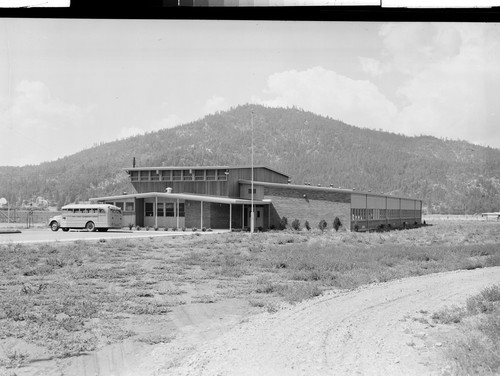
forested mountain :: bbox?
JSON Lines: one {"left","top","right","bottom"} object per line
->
{"left": 1, "top": 104, "right": 499, "bottom": 214}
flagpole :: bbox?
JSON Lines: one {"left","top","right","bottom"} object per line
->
{"left": 250, "top": 111, "right": 254, "bottom": 235}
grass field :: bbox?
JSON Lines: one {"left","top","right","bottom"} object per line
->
{"left": 1, "top": 220, "right": 500, "bottom": 373}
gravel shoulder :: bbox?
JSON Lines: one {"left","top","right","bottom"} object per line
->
{"left": 154, "top": 266, "right": 500, "bottom": 376}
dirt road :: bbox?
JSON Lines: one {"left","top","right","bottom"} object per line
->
{"left": 153, "top": 266, "right": 500, "bottom": 376}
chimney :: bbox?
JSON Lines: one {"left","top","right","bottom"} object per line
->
{"left": 133, "top": 157, "right": 136, "bottom": 168}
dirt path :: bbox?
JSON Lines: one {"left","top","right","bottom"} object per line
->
{"left": 156, "top": 267, "right": 500, "bottom": 376}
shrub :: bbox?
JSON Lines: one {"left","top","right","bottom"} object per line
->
{"left": 207, "top": 228, "right": 213, "bottom": 232}
{"left": 318, "top": 219, "right": 327, "bottom": 231}
{"left": 305, "top": 220, "right": 311, "bottom": 231}
{"left": 279, "top": 216, "right": 288, "bottom": 230}
{"left": 333, "top": 217, "right": 342, "bottom": 232}
{"left": 182, "top": 227, "right": 186, "bottom": 232}
{"left": 202, "top": 227, "right": 206, "bottom": 232}
{"left": 136, "top": 226, "right": 141, "bottom": 231}
{"left": 192, "top": 227, "right": 197, "bottom": 232}
{"left": 146, "top": 226, "right": 150, "bottom": 231}
{"left": 128, "top": 223, "right": 134, "bottom": 230}
{"left": 154, "top": 226, "right": 159, "bottom": 231}
{"left": 164, "top": 227, "right": 169, "bottom": 231}
{"left": 291, "top": 219, "right": 301, "bottom": 231}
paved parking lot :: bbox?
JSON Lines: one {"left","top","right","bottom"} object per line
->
{"left": 0, "top": 227, "right": 227, "bottom": 244}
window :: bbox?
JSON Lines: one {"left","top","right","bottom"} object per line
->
{"left": 145, "top": 202, "right": 154, "bottom": 217}
{"left": 115, "top": 202, "right": 124, "bottom": 210}
{"left": 157, "top": 202, "right": 164, "bottom": 217}
{"left": 105, "top": 201, "right": 114, "bottom": 205}
{"left": 125, "top": 202, "right": 134, "bottom": 212}
{"left": 130, "top": 171, "right": 139, "bottom": 182}
{"left": 183, "top": 169, "right": 193, "bottom": 181}
{"left": 206, "top": 170, "right": 216, "bottom": 181}
{"left": 151, "top": 170, "right": 159, "bottom": 181}
{"left": 194, "top": 170, "right": 205, "bottom": 180}
{"left": 178, "top": 203, "right": 185, "bottom": 217}
{"left": 161, "top": 170, "right": 172, "bottom": 181}
{"left": 172, "top": 170, "right": 182, "bottom": 181}
{"left": 248, "top": 188, "right": 256, "bottom": 194}
{"left": 165, "top": 203, "right": 175, "bottom": 217}
{"left": 217, "top": 169, "right": 227, "bottom": 180}
{"left": 99, "top": 209, "right": 105, "bottom": 214}
{"left": 140, "top": 171, "right": 149, "bottom": 181}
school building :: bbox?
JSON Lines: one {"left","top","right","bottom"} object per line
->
{"left": 91, "top": 165, "right": 422, "bottom": 231}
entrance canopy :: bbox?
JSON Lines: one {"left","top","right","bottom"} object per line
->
{"left": 90, "top": 192, "right": 271, "bottom": 206}
{"left": 90, "top": 192, "right": 270, "bottom": 230}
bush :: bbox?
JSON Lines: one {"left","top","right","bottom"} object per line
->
{"left": 136, "top": 226, "right": 141, "bottom": 231}
{"left": 128, "top": 223, "right": 134, "bottom": 230}
{"left": 318, "top": 219, "right": 327, "bottom": 231}
{"left": 333, "top": 217, "right": 342, "bottom": 232}
{"left": 305, "top": 221, "right": 311, "bottom": 231}
{"left": 202, "top": 227, "right": 206, "bottom": 232}
{"left": 164, "top": 227, "right": 169, "bottom": 231}
{"left": 291, "top": 219, "right": 301, "bottom": 231}
{"left": 279, "top": 216, "right": 288, "bottom": 230}
{"left": 192, "top": 227, "right": 197, "bottom": 232}
{"left": 154, "top": 226, "right": 159, "bottom": 231}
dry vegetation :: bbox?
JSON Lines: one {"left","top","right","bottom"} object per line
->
{"left": 1, "top": 220, "right": 500, "bottom": 373}
{"left": 432, "top": 284, "right": 500, "bottom": 375}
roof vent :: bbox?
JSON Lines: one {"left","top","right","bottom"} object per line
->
{"left": 165, "top": 187, "right": 172, "bottom": 194}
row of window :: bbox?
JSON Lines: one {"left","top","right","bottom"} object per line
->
{"left": 105, "top": 201, "right": 134, "bottom": 212}
{"left": 145, "top": 202, "right": 185, "bottom": 217}
{"left": 130, "top": 169, "right": 228, "bottom": 182}
{"left": 351, "top": 209, "right": 421, "bottom": 221}
{"left": 63, "top": 208, "right": 106, "bottom": 214}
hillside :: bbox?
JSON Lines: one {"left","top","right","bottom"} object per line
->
{"left": 1, "top": 104, "right": 499, "bottom": 214}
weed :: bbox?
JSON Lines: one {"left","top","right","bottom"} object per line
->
{"left": 433, "top": 285, "right": 500, "bottom": 375}
{"left": 138, "top": 333, "right": 175, "bottom": 345}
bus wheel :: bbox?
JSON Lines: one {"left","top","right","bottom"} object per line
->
{"left": 62, "top": 228, "right": 69, "bottom": 232}
{"left": 50, "top": 221, "right": 59, "bottom": 231}
{"left": 85, "top": 221, "right": 96, "bottom": 232}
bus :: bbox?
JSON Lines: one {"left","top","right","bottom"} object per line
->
{"left": 49, "top": 204, "right": 123, "bottom": 232}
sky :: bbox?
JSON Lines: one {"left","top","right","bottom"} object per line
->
{"left": 0, "top": 19, "right": 499, "bottom": 166}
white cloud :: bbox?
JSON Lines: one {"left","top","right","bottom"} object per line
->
{"left": 252, "top": 66, "right": 398, "bottom": 131}
{"left": 118, "top": 113, "right": 182, "bottom": 139}
{"left": 203, "top": 95, "right": 229, "bottom": 115}
{"left": 390, "top": 24, "right": 500, "bottom": 147}
{"left": 1, "top": 80, "right": 90, "bottom": 166}
{"left": 359, "top": 57, "right": 384, "bottom": 76}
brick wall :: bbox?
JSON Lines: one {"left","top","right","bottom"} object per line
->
{"left": 185, "top": 201, "right": 211, "bottom": 228}
{"left": 209, "top": 203, "right": 231, "bottom": 229}
{"left": 264, "top": 187, "right": 351, "bottom": 231}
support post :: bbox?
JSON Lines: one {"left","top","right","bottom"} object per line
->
{"left": 176, "top": 199, "right": 179, "bottom": 229}
{"left": 200, "top": 201, "right": 203, "bottom": 229}
{"left": 155, "top": 196, "right": 158, "bottom": 229}
{"left": 229, "top": 203, "right": 232, "bottom": 231}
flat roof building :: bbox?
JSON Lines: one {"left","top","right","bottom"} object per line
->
{"left": 91, "top": 165, "right": 422, "bottom": 231}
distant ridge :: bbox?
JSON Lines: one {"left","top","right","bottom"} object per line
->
{"left": 1, "top": 104, "right": 499, "bottom": 214}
